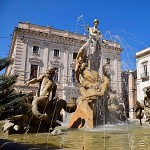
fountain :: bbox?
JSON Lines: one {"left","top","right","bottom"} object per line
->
{"left": 68, "top": 19, "right": 126, "bottom": 128}
{"left": 1, "top": 19, "right": 126, "bottom": 134}
{"left": 1, "top": 19, "right": 150, "bottom": 150}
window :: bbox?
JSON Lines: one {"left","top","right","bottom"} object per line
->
{"left": 30, "top": 65, "right": 38, "bottom": 79}
{"left": 72, "top": 69, "right": 76, "bottom": 83}
{"left": 54, "top": 68, "right": 58, "bottom": 82}
{"left": 73, "top": 52, "right": 78, "bottom": 59}
{"left": 141, "top": 64, "right": 149, "bottom": 81}
{"left": 144, "top": 64, "right": 148, "bottom": 76}
{"left": 33, "top": 46, "right": 39, "bottom": 54}
{"left": 106, "top": 58, "right": 110, "bottom": 64}
{"left": 54, "top": 49, "right": 59, "bottom": 57}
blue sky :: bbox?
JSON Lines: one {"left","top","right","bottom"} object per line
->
{"left": 0, "top": 0, "right": 150, "bottom": 71}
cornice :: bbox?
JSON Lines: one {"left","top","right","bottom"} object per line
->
{"left": 136, "top": 50, "right": 150, "bottom": 58}
{"left": 101, "top": 43, "right": 122, "bottom": 52}
{"left": 16, "top": 28, "right": 86, "bottom": 46}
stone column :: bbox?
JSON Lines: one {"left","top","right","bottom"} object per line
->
{"left": 128, "top": 70, "right": 135, "bottom": 119}
{"left": 43, "top": 46, "right": 49, "bottom": 71}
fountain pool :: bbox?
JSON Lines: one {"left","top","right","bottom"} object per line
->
{"left": 1, "top": 120, "right": 150, "bottom": 150}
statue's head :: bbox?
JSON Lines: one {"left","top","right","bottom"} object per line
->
{"left": 94, "top": 19, "right": 99, "bottom": 25}
{"left": 145, "top": 86, "right": 150, "bottom": 98}
{"left": 46, "top": 67, "right": 57, "bottom": 77}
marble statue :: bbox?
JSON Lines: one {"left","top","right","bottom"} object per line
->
{"left": 68, "top": 20, "right": 110, "bottom": 128}
{"left": 25, "top": 67, "right": 57, "bottom": 121}
{"left": 135, "top": 86, "right": 150, "bottom": 125}
{"left": 143, "top": 86, "right": 150, "bottom": 122}
{"left": 75, "top": 19, "right": 102, "bottom": 82}
{"left": 68, "top": 62, "right": 110, "bottom": 128}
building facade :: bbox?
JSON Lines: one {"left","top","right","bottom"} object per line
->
{"left": 136, "top": 47, "right": 150, "bottom": 104}
{"left": 6, "top": 22, "right": 122, "bottom": 101}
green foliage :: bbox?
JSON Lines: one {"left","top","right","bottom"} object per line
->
{"left": 0, "top": 58, "right": 12, "bottom": 71}
{"left": 0, "top": 57, "right": 30, "bottom": 119}
{"left": 0, "top": 105, "right": 5, "bottom": 114}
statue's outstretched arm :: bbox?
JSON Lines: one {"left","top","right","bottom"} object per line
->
{"left": 25, "top": 75, "right": 45, "bottom": 86}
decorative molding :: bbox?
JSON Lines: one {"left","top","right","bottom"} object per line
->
{"left": 32, "top": 41, "right": 40, "bottom": 45}
{"left": 50, "top": 57, "right": 61, "bottom": 67}
{"left": 141, "top": 60, "right": 148, "bottom": 64}
{"left": 32, "top": 53, "right": 40, "bottom": 57}
{"left": 29, "top": 56, "right": 42, "bottom": 64}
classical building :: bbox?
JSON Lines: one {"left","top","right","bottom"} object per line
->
{"left": 6, "top": 22, "right": 122, "bottom": 101}
{"left": 136, "top": 47, "right": 150, "bottom": 104}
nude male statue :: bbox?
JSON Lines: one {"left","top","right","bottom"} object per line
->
{"left": 25, "top": 67, "right": 57, "bottom": 121}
